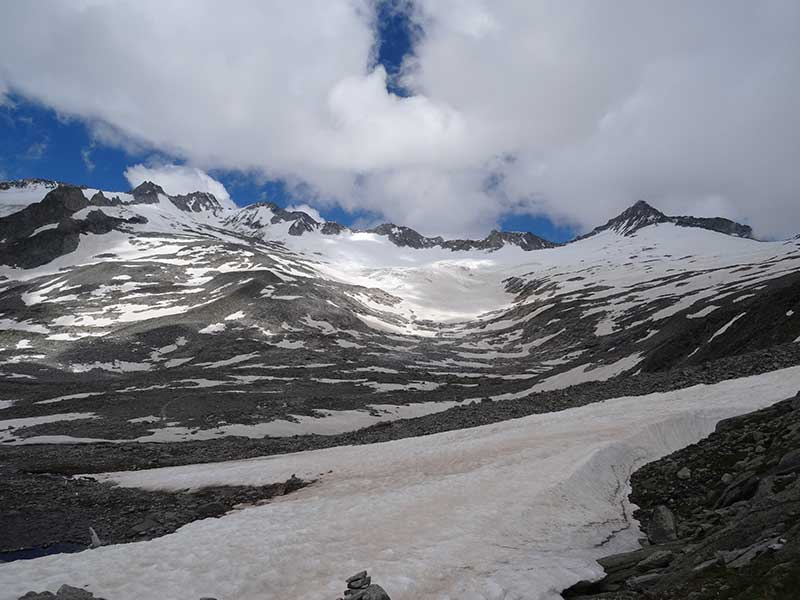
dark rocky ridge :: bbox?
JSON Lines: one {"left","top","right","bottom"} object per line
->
{"left": 228, "top": 203, "right": 557, "bottom": 249}
{"left": 0, "top": 186, "right": 148, "bottom": 268}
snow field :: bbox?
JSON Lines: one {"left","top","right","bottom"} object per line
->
{"left": 2, "top": 366, "right": 800, "bottom": 600}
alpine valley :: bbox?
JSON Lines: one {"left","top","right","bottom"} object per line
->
{"left": 1, "top": 179, "right": 800, "bottom": 600}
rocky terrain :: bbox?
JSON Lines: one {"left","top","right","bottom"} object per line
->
{"left": 564, "top": 393, "right": 800, "bottom": 600}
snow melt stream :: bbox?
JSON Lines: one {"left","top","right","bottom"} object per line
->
{"left": 2, "top": 367, "right": 800, "bottom": 600}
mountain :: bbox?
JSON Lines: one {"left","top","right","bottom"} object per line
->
{"left": 1, "top": 177, "right": 799, "bottom": 599}
{"left": 227, "top": 201, "right": 556, "bottom": 250}
{"left": 0, "top": 177, "right": 797, "bottom": 446}
{"left": 582, "top": 199, "right": 754, "bottom": 239}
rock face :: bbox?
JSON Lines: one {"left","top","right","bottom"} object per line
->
{"left": 169, "top": 191, "right": 226, "bottom": 213}
{"left": 564, "top": 392, "right": 800, "bottom": 599}
{"left": 335, "top": 570, "right": 390, "bottom": 600}
{"left": 129, "top": 181, "right": 166, "bottom": 204}
{"left": 0, "top": 190, "right": 147, "bottom": 269}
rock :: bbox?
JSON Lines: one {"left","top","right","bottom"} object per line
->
{"left": 777, "top": 448, "right": 800, "bottom": 475}
{"left": 348, "top": 575, "right": 371, "bottom": 589}
{"left": 715, "top": 472, "right": 760, "bottom": 508}
{"left": 716, "top": 536, "right": 783, "bottom": 569}
{"left": 130, "top": 517, "right": 160, "bottom": 534}
{"left": 626, "top": 572, "right": 663, "bottom": 590}
{"left": 196, "top": 502, "right": 226, "bottom": 518}
{"left": 347, "top": 584, "right": 390, "bottom": 600}
{"left": 677, "top": 467, "right": 692, "bottom": 480}
{"left": 346, "top": 571, "right": 368, "bottom": 585}
{"left": 721, "top": 473, "right": 733, "bottom": 485}
{"left": 55, "top": 585, "right": 94, "bottom": 599}
{"left": 18, "top": 593, "right": 56, "bottom": 600}
{"left": 647, "top": 505, "right": 678, "bottom": 543}
{"left": 636, "top": 550, "right": 674, "bottom": 571}
{"left": 338, "top": 571, "right": 390, "bottom": 600}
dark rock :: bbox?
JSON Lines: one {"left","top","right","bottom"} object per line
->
{"left": 18, "top": 593, "right": 57, "bottom": 600}
{"left": 55, "top": 585, "right": 94, "bottom": 599}
{"left": 321, "top": 222, "right": 345, "bottom": 235}
{"left": 196, "top": 502, "right": 226, "bottom": 518}
{"left": 636, "top": 550, "right": 674, "bottom": 571}
{"left": 647, "top": 505, "right": 678, "bottom": 543}
{"left": 715, "top": 473, "right": 760, "bottom": 508}
{"left": 777, "top": 448, "right": 800, "bottom": 475}
{"left": 170, "top": 192, "right": 224, "bottom": 213}
{"left": 130, "top": 181, "right": 165, "bottom": 204}
{"left": 626, "top": 572, "right": 663, "bottom": 590}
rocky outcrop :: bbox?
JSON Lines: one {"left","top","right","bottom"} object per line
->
{"left": 335, "top": 570, "right": 390, "bottom": 600}
{"left": 169, "top": 191, "right": 225, "bottom": 213}
{"left": 0, "top": 206, "right": 147, "bottom": 269}
{"left": 0, "top": 185, "right": 89, "bottom": 243}
{"left": 18, "top": 584, "right": 105, "bottom": 600}
{"left": 129, "top": 181, "right": 165, "bottom": 204}
{"left": 564, "top": 392, "right": 800, "bottom": 599}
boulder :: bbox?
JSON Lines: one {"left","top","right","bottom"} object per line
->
{"left": 647, "top": 505, "right": 678, "bottom": 543}
{"left": 636, "top": 550, "right": 674, "bottom": 571}
{"left": 55, "top": 586, "right": 95, "bottom": 600}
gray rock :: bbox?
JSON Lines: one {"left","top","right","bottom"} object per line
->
{"left": 647, "top": 505, "right": 678, "bottom": 543}
{"left": 348, "top": 575, "right": 371, "bottom": 589}
{"left": 18, "top": 593, "right": 56, "bottom": 600}
{"left": 636, "top": 550, "right": 674, "bottom": 571}
{"left": 626, "top": 572, "right": 663, "bottom": 590}
{"left": 346, "top": 571, "right": 368, "bottom": 585}
{"left": 55, "top": 585, "right": 94, "bottom": 600}
{"left": 777, "top": 448, "right": 800, "bottom": 475}
{"left": 345, "top": 585, "right": 391, "bottom": 600}
{"left": 721, "top": 472, "right": 733, "bottom": 484}
{"left": 677, "top": 467, "right": 692, "bottom": 480}
{"left": 196, "top": 502, "right": 226, "bottom": 518}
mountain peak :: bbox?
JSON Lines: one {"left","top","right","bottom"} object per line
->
{"left": 583, "top": 200, "right": 753, "bottom": 239}
{"left": 600, "top": 200, "right": 669, "bottom": 236}
{"left": 130, "top": 181, "right": 166, "bottom": 204}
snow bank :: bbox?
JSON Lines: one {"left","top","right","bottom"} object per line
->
{"left": 2, "top": 367, "right": 800, "bottom": 600}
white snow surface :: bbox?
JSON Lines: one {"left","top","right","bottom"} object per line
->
{"left": 3, "top": 367, "right": 799, "bottom": 600}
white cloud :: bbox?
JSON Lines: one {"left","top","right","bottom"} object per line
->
{"left": 1, "top": 1, "right": 799, "bottom": 238}
{"left": 124, "top": 164, "right": 235, "bottom": 209}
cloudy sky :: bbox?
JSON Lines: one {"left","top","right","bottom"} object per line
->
{"left": 1, "top": 0, "right": 798, "bottom": 240}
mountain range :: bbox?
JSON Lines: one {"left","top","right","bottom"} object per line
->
{"left": 0, "top": 177, "right": 798, "bottom": 445}
{"left": 2, "top": 177, "right": 800, "bottom": 600}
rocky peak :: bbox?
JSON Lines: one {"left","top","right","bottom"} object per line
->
{"left": 597, "top": 200, "right": 669, "bottom": 236}
{"left": 130, "top": 181, "right": 166, "bottom": 205}
{"left": 169, "top": 191, "right": 224, "bottom": 213}
{"left": 368, "top": 223, "right": 443, "bottom": 249}
{"left": 582, "top": 200, "right": 754, "bottom": 239}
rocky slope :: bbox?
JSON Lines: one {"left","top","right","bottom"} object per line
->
{"left": 565, "top": 392, "right": 800, "bottom": 599}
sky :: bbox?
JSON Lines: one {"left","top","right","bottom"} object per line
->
{"left": 1, "top": 1, "right": 798, "bottom": 242}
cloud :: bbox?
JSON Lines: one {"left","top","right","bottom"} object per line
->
{"left": 1, "top": 1, "right": 799, "bottom": 238}
{"left": 124, "top": 164, "right": 235, "bottom": 209}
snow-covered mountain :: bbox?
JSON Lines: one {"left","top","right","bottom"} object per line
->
{"left": 0, "top": 178, "right": 798, "bottom": 444}
{"left": 2, "top": 178, "right": 800, "bottom": 600}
